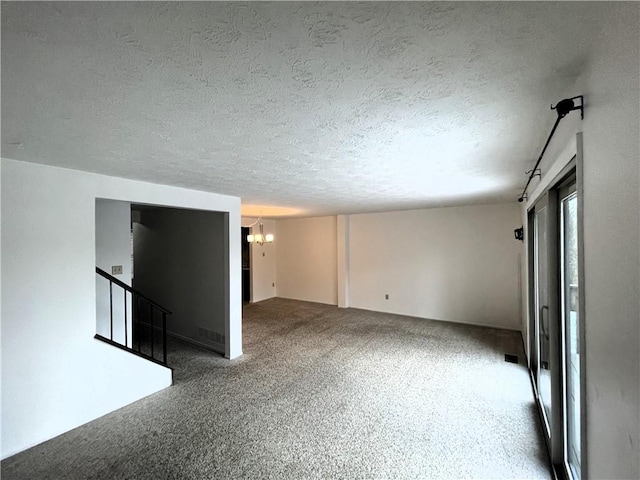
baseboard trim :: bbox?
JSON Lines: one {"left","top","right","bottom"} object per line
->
{"left": 166, "top": 330, "right": 225, "bottom": 356}
{"left": 346, "top": 305, "right": 522, "bottom": 332}
{"left": 136, "top": 321, "right": 226, "bottom": 357}
{"left": 274, "top": 295, "right": 338, "bottom": 307}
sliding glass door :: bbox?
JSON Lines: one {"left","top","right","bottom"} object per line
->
{"left": 560, "top": 185, "right": 581, "bottom": 479}
{"left": 533, "top": 200, "right": 552, "bottom": 434}
{"left": 528, "top": 166, "right": 582, "bottom": 480}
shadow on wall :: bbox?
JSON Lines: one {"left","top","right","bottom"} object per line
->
{"left": 132, "top": 205, "right": 229, "bottom": 355}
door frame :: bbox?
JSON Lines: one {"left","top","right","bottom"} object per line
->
{"left": 525, "top": 133, "right": 586, "bottom": 479}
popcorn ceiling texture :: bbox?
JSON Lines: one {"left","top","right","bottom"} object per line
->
{"left": 1, "top": 2, "right": 609, "bottom": 215}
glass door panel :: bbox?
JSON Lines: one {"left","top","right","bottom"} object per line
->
{"left": 528, "top": 159, "right": 581, "bottom": 477}
{"left": 534, "top": 205, "right": 552, "bottom": 432}
{"left": 561, "top": 191, "right": 581, "bottom": 479}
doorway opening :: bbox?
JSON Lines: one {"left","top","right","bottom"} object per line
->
{"left": 242, "top": 226, "right": 251, "bottom": 303}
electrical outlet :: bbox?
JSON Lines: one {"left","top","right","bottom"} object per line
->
{"left": 112, "top": 265, "right": 123, "bottom": 275}
{"left": 385, "top": 294, "right": 389, "bottom": 300}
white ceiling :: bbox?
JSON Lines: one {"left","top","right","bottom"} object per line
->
{"left": 2, "top": 2, "right": 610, "bottom": 217}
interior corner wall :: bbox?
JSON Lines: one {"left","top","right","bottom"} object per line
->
{"left": 275, "top": 216, "right": 338, "bottom": 305}
{"left": 349, "top": 204, "right": 523, "bottom": 330}
{"left": 133, "top": 208, "right": 227, "bottom": 354}
{"left": 242, "top": 217, "right": 276, "bottom": 303}
{"left": 0, "top": 158, "right": 241, "bottom": 459}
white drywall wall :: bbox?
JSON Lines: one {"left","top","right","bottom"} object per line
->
{"left": 276, "top": 216, "right": 338, "bottom": 305}
{"left": 520, "top": 4, "right": 639, "bottom": 477}
{"left": 133, "top": 208, "right": 227, "bottom": 353}
{"left": 578, "top": 5, "right": 639, "bottom": 476}
{"left": 242, "top": 217, "right": 276, "bottom": 303}
{"left": 95, "top": 199, "right": 132, "bottom": 346}
{"left": 349, "top": 204, "right": 523, "bottom": 330}
{"left": 0, "top": 158, "right": 242, "bottom": 459}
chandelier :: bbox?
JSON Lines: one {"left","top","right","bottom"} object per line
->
{"left": 246, "top": 220, "right": 273, "bottom": 246}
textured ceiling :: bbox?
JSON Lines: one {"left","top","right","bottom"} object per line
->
{"left": 2, "top": 2, "right": 610, "bottom": 216}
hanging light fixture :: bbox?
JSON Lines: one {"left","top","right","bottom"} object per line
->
{"left": 246, "top": 219, "right": 273, "bottom": 246}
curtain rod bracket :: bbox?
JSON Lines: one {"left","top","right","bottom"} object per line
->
{"left": 518, "top": 95, "right": 584, "bottom": 202}
{"left": 551, "top": 95, "right": 584, "bottom": 120}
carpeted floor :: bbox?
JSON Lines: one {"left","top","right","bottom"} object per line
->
{"left": 1, "top": 298, "right": 551, "bottom": 479}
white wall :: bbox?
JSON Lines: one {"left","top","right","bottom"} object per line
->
{"left": 0, "top": 158, "right": 242, "bottom": 459}
{"left": 242, "top": 217, "right": 276, "bottom": 303}
{"left": 276, "top": 216, "right": 338, "bottom": 305}
{"left": 348, "top": 204, "right": 523, "bottom": 330}
{"left": 578, "top": 5, "right": 639, "bottom": 477}
{"left": 520, "top": 4, "right": 639, "bottom": 477}
{"left": 133, "top": 208, "right": 228, "bottom": 353}
{"left": 95, "top": 199, "right": 132, "bottom": 346}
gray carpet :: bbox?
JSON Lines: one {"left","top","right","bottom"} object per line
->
{"left": 2, "top": 298, "right": 551, "bottom": 479}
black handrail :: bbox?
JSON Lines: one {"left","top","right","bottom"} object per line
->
{"left": 95, "top": 267, "right": 170, "bottom": 366}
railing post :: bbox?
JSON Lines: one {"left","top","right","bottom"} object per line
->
{"left": 162, "top": 312, "right": 167, "bottom": 365}
{"left": 149, "top": 303, "right": 154, "bottom": 360}
{"left": 95, "top": 268, "right": 171, "bottom": 367}
{"left": 109, "top": 281, "right": 113, "bottom": 341}
{"left": 136, "top": 295, "right": 141, "bottom": 352}
{"left": 124, "top": 291, "right": 128, "bottom": 348}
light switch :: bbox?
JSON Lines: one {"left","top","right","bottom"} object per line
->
{"left": 112, "top": 265, "right": 123, "bottom": 275}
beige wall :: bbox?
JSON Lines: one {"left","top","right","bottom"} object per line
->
{"left": 275, "top": 216, "right": 338, "bottom": 305}
{"left": 274, "top": 204, "right": 523, "bottom": 332}
{"left": 349, "top": 204, "right": 523, "bottom": 330}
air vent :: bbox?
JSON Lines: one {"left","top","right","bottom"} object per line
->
{"left": 198, "top": 327, "right": 225, "bottom": 345}
{"left": 504, "top": 354, "right": 519, "bottom": 364}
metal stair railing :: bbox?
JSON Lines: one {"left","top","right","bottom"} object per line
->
{"left": 95, "top": 267, "right": 171, "bottom": 366}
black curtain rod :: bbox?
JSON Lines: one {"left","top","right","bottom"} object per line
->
{"left": 518, "top": 95, "right": 584, "bottom": 203}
